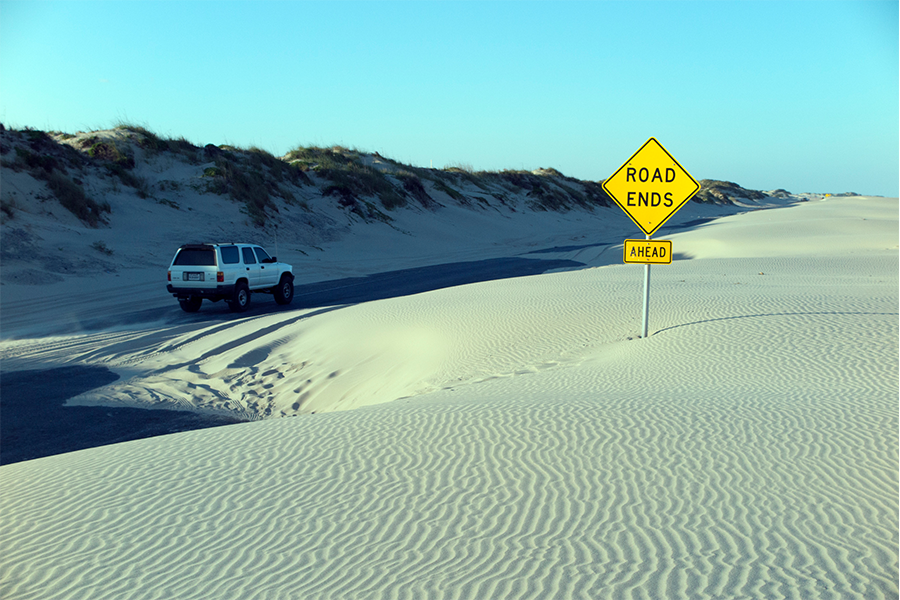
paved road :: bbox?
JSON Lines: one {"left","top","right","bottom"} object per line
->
{"left": 291, "top": 256, "right": 584, "bottom": 308}
{"left": 55, "top": 256, "right": 587, "bottom": 331}
{"left": 0, "top": 366, "right": 242, "bottom": 465}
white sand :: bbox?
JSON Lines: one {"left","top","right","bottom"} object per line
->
{"left": 0, "top": 196, "right": 897, "bottom": 598}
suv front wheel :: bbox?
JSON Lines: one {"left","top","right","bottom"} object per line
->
{"left": 229, "top": 281, "right": 251, "bottom": 312}
{"left": 274, "top": 275, "right": 294, "bottom": 305}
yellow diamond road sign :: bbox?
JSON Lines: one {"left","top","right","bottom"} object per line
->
{"left": 602, "top": 138, "right": 700, "bottom": 237}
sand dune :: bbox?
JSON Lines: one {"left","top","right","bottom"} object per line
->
{"left": 0, "top": 196, "right": 897, "bottom": 598}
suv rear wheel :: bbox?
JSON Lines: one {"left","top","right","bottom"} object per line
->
{"left": 179, "top": 296, "right": 203, "bottom": 313}
{"left": 229, "top": 281, "right": 251, "bottom": 312}
{"left": 274, "top": 275, "right": 294, "bottom": 305}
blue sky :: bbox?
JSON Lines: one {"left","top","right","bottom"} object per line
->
{"left": 2, "top": 1, "right": 897, "bottom": 196}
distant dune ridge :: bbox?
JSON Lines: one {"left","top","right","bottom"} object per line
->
{"left": 0, "top": 124, "right": 896, "bottom": 599}
{"left": 1, "top": 124, "right": 785, "bottom": 286}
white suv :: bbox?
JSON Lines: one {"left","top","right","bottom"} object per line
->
{"left": 167, "top": 243, "right": 294, "bottom": 312}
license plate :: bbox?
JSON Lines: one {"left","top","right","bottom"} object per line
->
{"left": 184, "top": 272, "right": 205, "bottom": 281}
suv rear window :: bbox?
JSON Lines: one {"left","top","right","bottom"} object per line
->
{"left": 220, "top": 246, "right": 240, "bottom": 264}
{"left": 174, "top": 248, "right": 216, "bottom": 266}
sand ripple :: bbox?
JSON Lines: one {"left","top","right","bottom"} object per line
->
{"left": 2, "top": 360, "right": 896, "bottom": 599}
{"left": 1, "top": 198, "right": 896, "bottom": 598}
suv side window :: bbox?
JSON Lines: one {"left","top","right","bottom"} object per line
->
{"left": 254, "top": 247, "right": 271, "bottom": 263}
{"left": 220, "top": 246, "right": 240, "bottom": 264}
{"left": 241, "top": 247, "right": 257, "bottom": 264}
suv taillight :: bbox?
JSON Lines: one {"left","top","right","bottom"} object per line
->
{"left": 217, "top": 271, "right": 224, "bottom": 283}
{"left": 167, "top": 271, "right": 171, "bottom": 282}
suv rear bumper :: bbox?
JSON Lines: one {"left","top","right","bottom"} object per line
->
{"left": 168, "top": 284, "right": 235, "bottom": 301}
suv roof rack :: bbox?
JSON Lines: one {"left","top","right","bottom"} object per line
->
{"left": 179, "top": 242, "right": 244, "bottom": 249}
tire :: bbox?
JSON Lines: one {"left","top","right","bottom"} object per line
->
{"left": 273, "top": 275, "right": 294, "bottom": 305}
{"left": 179, "top": 296, "right": 202, "bottom": 313}
{"left": 228, "top": 281, "right": 251, "bottom": 312}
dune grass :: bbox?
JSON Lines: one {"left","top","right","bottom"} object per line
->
{"left": 694, "top": 180, "right": 769, "bottom": 204}
{"left": 1, "top": 127, "right": 111, "bottom": 227}
{"left": 45, "top": 170, "right": 110, "bottom": 227}
{"left": 114, "top": 123, "right": 201, "bottom": 163}
{"left": 1, "top": 198, "right": 17, "bottom": 220}
{"left": 286, "top": 146, "right": 406, "bottom": 214}
{"left": 198, "top": 145, "right": 312, "bottom": 226}
{"left": 4, "top": 124, "right": 769, "bottom": 231}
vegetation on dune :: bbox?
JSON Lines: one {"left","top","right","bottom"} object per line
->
{"left": 496, "top": 170, "right": 572, "bottom": 211}
{"left": 695, "top": 180, "right": 768, "bottom": 204}
{"left": 286, "top": 146, "right": 408, "bottom": 215}
{"left": 87, "top": 140, "right": 134, "bottom": 168}
{"left": 0, "top": 126, "right": 111, "bottom": 227}
{"left": 206, "top": 159, "right": 272, "bottom": 225}
{"left": 202, "top": 145, "right": 312, "bottom": 226}
{"left": 432, "top": 180, "right": 465, "bottom": 202}
{"left": 114, "top": 123, "right": 201, "bottom": 163}
{"left": 0, "top": 198, "right": 16, "bottom": 223}
{"left": 45, "top": 170, "right": 111, "bottom": 227}
{"left": 91, "top": 240, "right": 114, "bottom": 255}
{"left": 1, "top": 123, "right": 780, "bottom": 230}
{"left": 395, "top": 170, "right": 436, "bottom": 208}
{"left": 0, "top": 125, "right": 637, "bottom": 228}
{"left": 564, "top": 179, "right": 610, "bottom": 210}
{"left": 83, "top": 138, "right": 150, "bottom": 196}
{"left": 431, "top": 167, "right": 612, "bottom": 212}
{"left": 282, "top": 146, "right": 610, "bottom": 215}
{"left": 439, "top": 164, "right": 492, "bottom": 194}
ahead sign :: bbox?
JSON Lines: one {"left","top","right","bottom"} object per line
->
{"left": 602, "top": 137, "right": 699, "bottom": 236}
{"left": 624, "top": 239, "right": 672, "bottom": 264}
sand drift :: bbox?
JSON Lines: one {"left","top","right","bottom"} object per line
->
{"left": 0, "top": 197, "right": 897, "bottom": 599}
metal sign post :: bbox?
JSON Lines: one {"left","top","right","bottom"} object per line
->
{"left": 623, "top": 236, "right": 671, "bottom": 336}
{"left": 641, "top": 236, "right": 651, "bottom": 338}
{"left": 602, "top": 138, "right": 699, "bottom": 338}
